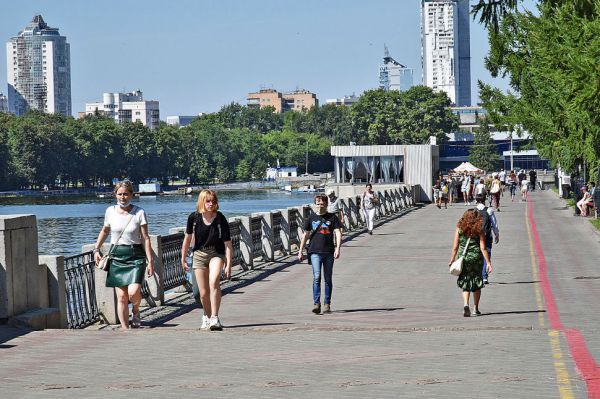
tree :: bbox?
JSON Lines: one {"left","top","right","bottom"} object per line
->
{"left": 474, "top": 1, "right": 600, "bottom": 172}
{"left": 350, "top": 87, "right": 458, "bottom": 145}
{"left": 469, "top": 117, "right": 500, "bottom": 172}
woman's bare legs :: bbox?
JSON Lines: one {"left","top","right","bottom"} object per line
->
{"left": 115, "top": 286, "right": 130, "bottom": 329}
{"left": 208, "top": 257, "right": 224, "bottom": 317}
{"left": 195, "top": 267, "right": 211, "bottom": 317}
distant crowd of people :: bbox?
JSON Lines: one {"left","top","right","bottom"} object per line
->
{"left": 433, "top": 168, "right": 539, "bottom": 211}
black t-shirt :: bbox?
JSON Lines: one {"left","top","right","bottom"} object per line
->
{"left": 303, "top": 212, "right": 341, "bottom": 254}
{"left": 186, "top": 211, "right": 231, "bottom": 254}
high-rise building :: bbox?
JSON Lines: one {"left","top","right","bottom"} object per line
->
{"left": 325, "top": 94, "right": 359, "bottom": 107}
{"left": 84, "top": 90, "right": 160, "bottom": 129}
{"left": 0, "top": 93, "right": 7, "bottom": 113}
{"left": 379, "top": 46, "right": 414, "bottom": 92}
{"left": 421, "top": 0, "right": 471, "bottom": 106}
{"left": 6, "top": 15, "right": 71, "bottom": 115}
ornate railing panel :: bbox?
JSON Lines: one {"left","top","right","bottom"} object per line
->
{"left": 160, "top": 232, "right": 186, "bottom": 291}
{"left": 64, "top": 251, "right": 100, "bottom": 329}
{"left": 229, "top": 219, "right": 242, "bottom": 267}
{"left": 250, "top": 215, "right": 262, "bottom": 259}
{"left": 272, "top": 211, "right": 284, "bottom": 253}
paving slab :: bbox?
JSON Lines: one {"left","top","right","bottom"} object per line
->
{"left": 0, "top": 190, "right": 596, "bottom": 398}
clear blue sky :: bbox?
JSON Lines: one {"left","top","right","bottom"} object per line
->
{"left": 1, "top": 0, "right": 534, "bottom": 118}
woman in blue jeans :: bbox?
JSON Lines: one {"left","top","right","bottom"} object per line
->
{"left": 298, "top": 194, "right": 342, "bottom": 314}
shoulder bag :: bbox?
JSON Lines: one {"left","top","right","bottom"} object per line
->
{"left": 96, "top": 209, "right": 135, "bottom": 271}
{"left": 449, "top": 237, "right": 471, "bottom": 276}
{"left": 305, "top": 218, "right": 325, "bottom": 264}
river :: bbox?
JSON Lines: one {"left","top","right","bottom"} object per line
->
{"left": 0, "top": 191, "right": 316, "bottom": 256}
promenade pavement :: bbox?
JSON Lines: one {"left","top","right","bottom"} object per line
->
{"left": 1, "top": 189, "right": 599, "bottom": 398}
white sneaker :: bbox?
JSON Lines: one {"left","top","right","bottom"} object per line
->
{"left": 200, "top": 315, "right": 209, "bottom": 330}
{"left": 209, "top": 316, "right": 223, "bottom": 331}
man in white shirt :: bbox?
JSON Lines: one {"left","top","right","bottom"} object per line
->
{"left": 475, "top": 194, "right": 499, "bottom": 284}
{"left": 498, "top": 169, "right": 507, "bottom": 196}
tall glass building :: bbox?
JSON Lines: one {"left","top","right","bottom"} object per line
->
{"left": 421, "top": 0, "right": 471, "bottom": 106}
{"left": 379, "top": 46, "right": 414, "bottom": 92}
{"left": 6, "top": 15, "right": 71, "bottom": 116}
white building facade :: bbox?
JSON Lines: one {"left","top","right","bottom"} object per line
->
{"left": 85, "top": 90, "right": 160, "bottom": 129}
{"left": 421, "top": 0, "right": 471, "bottom": 106}
{"left": 6, "top": 15, "right": 71, "bottom": 116}
{"left": 325, "top": 95, "right": 359, "bottom": 107}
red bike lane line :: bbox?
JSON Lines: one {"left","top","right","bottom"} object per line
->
{"left": 528, "top": 198, "right": 600, "bottom": 398}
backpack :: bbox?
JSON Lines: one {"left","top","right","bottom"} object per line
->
{"left": 477, "top": 207, "right": 492, "bottom": 242}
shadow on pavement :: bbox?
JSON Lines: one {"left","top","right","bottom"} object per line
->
{"left": 224, "top": 322, "right": 295, "bottom": 329}
{"left": 333, "top": 307, "right": 404, "bottom": 314}
{"left": 478, "top": 310, "right": 546, "bottom": 317}
{"left": 0, "top": 325, "right": 31, "bottom": 347}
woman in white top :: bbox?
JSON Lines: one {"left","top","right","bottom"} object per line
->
{"left": 93, "top": 181, "right": 154, "bottom": 329}
{"left": 362, "top": 183, "right": 379, "bottom": 235}
{"left": 577, "top": 186, "right": 593, "bottom": 217}
{"left": 521, "top": 177, "right": 529, "bottom": 201}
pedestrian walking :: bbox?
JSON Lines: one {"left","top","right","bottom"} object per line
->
{"left": 474, "top": 194, "right": 499, "bottom": 284}
{"left": 448, "top": 176, "right": 456, "bottom": 204}
{"left": 529, "top": 170, "right": 537, "bottom": 192}
{"left": 93, "top": 180, "right": 154, "bottom": 330}
{"left": 361, "top": 183, "right": 379, "bottom": 234}
{"left": 181, "top": 190, "right": 233, "bottom": 331}
{"left": 521, "top": 177, "right": 529, "bottom": 201}
{"left": 448, "top": 209, "right": 492, "bottom": 317}
{"left": 461, "top": 174, "right": 470, "bottom": 205}
{"left": 490, "top": 173, "right": 502, "bottom": 211}
{"left": 297, "top": 194, "right": 342, "bottom": 314}
{"left": 498, "top": 168, "right": 506, "bottom": 196}
{"left": 326, "top": 188, "right": 345, "bottom": 227}
{"left": 507, "top": 170, "right": 518, "bottom": 202}
{"left": 440, "top": 178, "right": 449, "bottom": 208}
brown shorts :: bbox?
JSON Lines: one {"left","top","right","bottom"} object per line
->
{"left": 192, "top": 247, "right": 225, "bottom": 270}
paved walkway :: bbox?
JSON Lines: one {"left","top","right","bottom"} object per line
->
{"left": 1, "top": 190, "right": 599, "bottom": 398}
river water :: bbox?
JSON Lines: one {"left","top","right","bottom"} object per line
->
{"left": 0, "top": 191, "right": 316, "bottom": 256}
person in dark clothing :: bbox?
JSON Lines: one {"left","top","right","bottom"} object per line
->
{"left": 529, "top": 170, "right": 537, "bottom": 191}
{"left": 298, "top": 194, "right": 342, "bottom": 314}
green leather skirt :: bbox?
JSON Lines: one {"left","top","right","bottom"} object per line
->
{"left": 106, "top": 244, "right": 146, "bottom": 287}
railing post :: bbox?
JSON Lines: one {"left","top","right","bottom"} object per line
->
{"left": 82, "top": 243, "right": 119, "bottom": 325}
{"left": 238, "top": 215, "right": 254, "bottom": 270}
{"left": 279, "top": 208, "right": 291, "bottom": 254}
{"left": 0, "top": 215, "right": 41, "bottom": 320}
{"left": 260, "top": 212, "right": 275, "bottom": 262}
{"left": 146, "top": 235, "right": 165, "bottom": 307}
{"left": 40, "top": 255, "right": 68, "bottom": 328}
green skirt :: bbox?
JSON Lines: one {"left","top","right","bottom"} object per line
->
{"left": 457, "top": 258, "right": 485, "bottom": 292}
{"left": 106, "top": 244, "right": 146, "bottom": 287}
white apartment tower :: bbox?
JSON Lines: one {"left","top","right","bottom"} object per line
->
{"left": 421, "top": 0, "right": 471, "bottom": 106}
{"left": 85, "top": 90, "right": 160, "bottom": 129}
{"left": 379, "top": 46, "right": 414, "bottom": 92}
{"left": 6, "top": 15, "right": 71, "bottom": 115}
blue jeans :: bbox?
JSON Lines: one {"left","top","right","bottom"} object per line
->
{"left": 310, "top": 253, "right": 335, "bottom": 305}
{"left": 482, "top": 246, "right": 492, "bottom": 279}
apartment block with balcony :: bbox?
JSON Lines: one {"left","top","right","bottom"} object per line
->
{"left": 84, "top": 90, "right": 160, "bottom": 129}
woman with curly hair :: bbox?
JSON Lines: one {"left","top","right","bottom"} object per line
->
{"left": 448, "top": 209, "right": 492, "bottom": 317}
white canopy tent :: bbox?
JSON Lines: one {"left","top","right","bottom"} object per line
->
{"left": 452, "top": 162, "right": 483, "bottom": 174}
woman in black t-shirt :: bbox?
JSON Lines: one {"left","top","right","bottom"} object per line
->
{"left": 181, "top": 190, "right": 232, "bottom": 331}
{"left": 298, "top": 194, "right": 342, "bottom": 315}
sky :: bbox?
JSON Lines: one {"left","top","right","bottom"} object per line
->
{"left": 0, "top": 0, "right": 536, "bottom": 118}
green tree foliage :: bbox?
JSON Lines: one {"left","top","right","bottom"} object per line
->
{"left": 350, "top": 86, "right": 458, "bottom": 145}
{"left": 474, "top": 0, "right": 600, "bottom": 172}
{"left": 469, "top": 117, "right": 500, "bottom": 172}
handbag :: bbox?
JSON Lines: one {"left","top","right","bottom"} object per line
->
{"left": 96, "top": 210, "right": 135, "bottom": 271}
{"left": 449, "top": 237, "right": 471, "bottom": 276}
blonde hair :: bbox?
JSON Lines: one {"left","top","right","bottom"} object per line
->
{"left": 196, "top": 189, "right": 219, "bottom": 213}
{"left": 113, "top": 180, "right": 134, "bottom": 194}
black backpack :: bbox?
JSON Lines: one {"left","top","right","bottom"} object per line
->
{"left": 477, "top": 207, "right": 492, "bottom": 241}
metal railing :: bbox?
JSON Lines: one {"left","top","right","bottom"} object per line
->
{"left": 229, "top": 218, "right": 243, "bottom": 267}
{"left": 160, "top": 232, "right": 186, "bottom": 291}
{"left": 250, "top": 215, "right": 263, "bottom": 260}
{"left": 289, "top": 209, "right": 300, "bottom": 246}
{"left": 64, "top": 251, "right": 100, "bottom": 329}
{"left": 272, "top": 211, "right": 284, "bottom": 254}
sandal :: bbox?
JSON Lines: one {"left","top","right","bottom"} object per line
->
{"left": 131, "top": 313, "right": 141, "bottom": 328}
